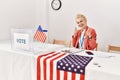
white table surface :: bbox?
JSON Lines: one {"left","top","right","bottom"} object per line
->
{"left": 0, "top": 40, "right": 65, "bottom": 80}
{"left": 75, "top": 50, "right": 120, "bottom": 80}
{"left": 85, "top": 51, "right": 120, "bottom": 80}
{"left": 0, "top": 40, "right": 120, "bottom": 80}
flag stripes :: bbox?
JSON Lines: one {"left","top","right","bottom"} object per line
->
{"left": 37, "top": 52, "right": 88, "bottom": 80}
{"left": 37, "top": 52, "right": 54, "bottom": 80}
{"left": 56, "top": 70, "right": 84, "bottom": 80}
{"left": 34, "top": 30, "right": 46, "bottom": 42}
{"left": 37, "top": 52, "right": 68, "bottom": 80}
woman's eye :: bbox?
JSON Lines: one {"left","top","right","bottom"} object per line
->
{"left": 80, "top": 21, "right": 83, "bottom": 22}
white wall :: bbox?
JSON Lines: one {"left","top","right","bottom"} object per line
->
{"left": 0, "top": 0, "right": 120, "bottom": 51}
{"left": 35, "top": 0, "right": 49, "bottom": 29}
{"left": 48, "top": 0, "right": 120, "bottom": 51}
{"left": 0, "top": 0, "right": 37, "bottom": 40}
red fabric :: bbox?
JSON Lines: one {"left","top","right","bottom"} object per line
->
{"left": 37, "top": 52, "right": 86, "bottom": 80}
{"left": 72, "top": 26, "right": 97, "bottom": 50}
{"left": 37, "top": 52, "right": 54, "bottom": 80}
{"left": 34, "top": 30, "right": 46, "bottom": 42}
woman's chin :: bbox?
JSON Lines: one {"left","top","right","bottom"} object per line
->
{"left": 77, "top": 27, "right": 82, "bottom": 30}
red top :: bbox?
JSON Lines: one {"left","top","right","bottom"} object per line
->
{"left": 72, "top": 26, "right": 97, "bottom": 50}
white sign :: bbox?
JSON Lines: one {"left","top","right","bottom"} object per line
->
{"left": 14, "top": 33, "right": 30, "bottom": 50}
{"left": 11, "top": 29, "right": 33, "bottom": 51}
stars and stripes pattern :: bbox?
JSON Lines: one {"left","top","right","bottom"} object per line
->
{"left": 34, "top": 25, "right": 47, "bottom": 42}
{"left": 57, "top": 55, "right": 93, "bottom": 74}
{"left": 37, "top": 52, "right": 93, "bottom": 80}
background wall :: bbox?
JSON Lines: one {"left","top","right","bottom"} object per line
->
{"left": 0, "top": 0, "right": 35, "bottom": 40}
{"left": 0, "top": 0, "right": 48, "bottom": 40}
{"left": 0, "top": 0, "right": 120, "bottom": 52}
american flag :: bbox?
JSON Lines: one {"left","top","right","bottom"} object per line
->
{"left": 37, "top": 52, "right": 93, "bottom": 80}
{"left": 34, "top": 25, "right": 47, "bottom": 42}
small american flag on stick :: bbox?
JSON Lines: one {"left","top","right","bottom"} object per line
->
{"left": 34, "top": 25, "right": 47, "bottom": 42}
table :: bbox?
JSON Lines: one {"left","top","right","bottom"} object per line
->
{"left": 0, "top": 40, "right": 65, "bottom": 80}
{"left": 37, "top": 48, "right": 120, "bottom": 80}
{"left": 0, "top": 41, "right": 120, "bottom": 80}
{"left": 85, "top": 51, "right": 120, "bottom": 80}
{"left": 0, "top": 41, "right": 33, "bottom": 80}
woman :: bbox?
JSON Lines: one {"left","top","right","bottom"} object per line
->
{"left": 72, "top": 13, "right": 97, "bottom": 50}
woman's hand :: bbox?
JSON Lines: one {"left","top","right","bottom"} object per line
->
{"left": 74, "top": 27, "right": 77, "bottom": 37}
{"left": 86, "top": 29, "right": 92, "bottom": 39}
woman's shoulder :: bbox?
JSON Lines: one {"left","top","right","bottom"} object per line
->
{"left": 87, "top": 26, "right": 95, "bottom": 31}
{"left": 87, "top": 26, "right": 96, "bottom": 34}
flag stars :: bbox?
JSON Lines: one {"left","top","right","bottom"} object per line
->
{"left": 63, "top": 66, "right": 66, "bottom": 69}
{"left": 77, "top": 66, "right": 80, "bottom": 68}
{"left": 58, "top": 66, "right": 60, "bottom": 68}
{"left": 80, "top": 70, "right": 83, "bottom": 73}
{"left": 83, "top": 62, "right": 86, "bottom": 64}
{"left": 71, "top": 64, "right": 74, "bottom": 68}
{"left": 60, "top": 63, "right": 63, "bottom": 66}
{"left": 66, "top": 64, "right": 68, "bottom": 66}
{"left": 74, "top": 68, "right": 77, "bottom": 72}
{"left": 68, "top": 67, "right": 71, "bottom": 70}
{"left": 57, "top": 55, "right": 93, "bottom": 74}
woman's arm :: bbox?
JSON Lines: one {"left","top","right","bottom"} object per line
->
{"left": 84, "top": 29, "right": 97, "bottom": 50}
{"left": 72, "top": 29, "right": 80, "bottom": 48}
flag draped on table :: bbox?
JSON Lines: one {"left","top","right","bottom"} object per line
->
{"left": 34, "top": 25, "right": 48, "bottom": 42}
{"left": 37, "top": 52, "right": 93, "bottom": 80}
{"left": 37, "top": 52, "right": 68, "bottom": 80}
{"left": 57, "top": 54, "right": 93, "bottom": 80}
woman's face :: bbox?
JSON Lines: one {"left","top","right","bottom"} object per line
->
{"left": 76, "top": 17, "right": 87, "bottom": 28}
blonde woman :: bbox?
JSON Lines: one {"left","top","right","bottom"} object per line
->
{"left": 72, "top": 13, "right": 97, "bottom": 50}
